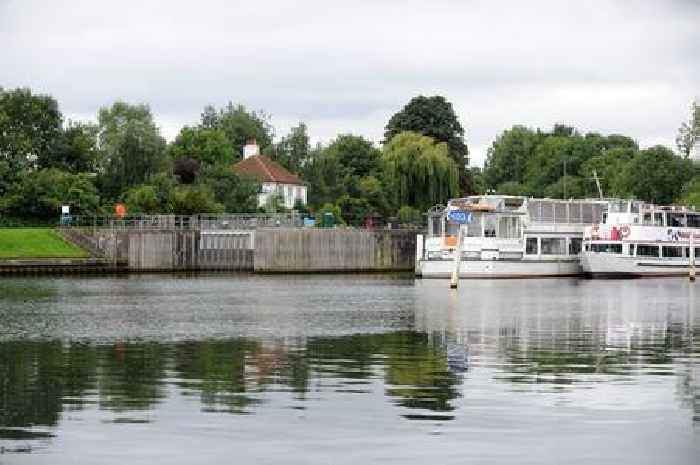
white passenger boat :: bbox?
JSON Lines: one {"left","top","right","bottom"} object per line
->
{"left": 581, "top": 200, "right": 700, "bottom": 277}
{"left": 416, "top": 196, "right": 608, "bottom": 278}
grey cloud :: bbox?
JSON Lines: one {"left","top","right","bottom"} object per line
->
{"left": 1, "top": 0, "right": 698, "bottom": 165}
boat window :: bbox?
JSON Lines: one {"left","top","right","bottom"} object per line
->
{"left": 609, "top": 201, "right": 628, "bottom": 213}
{"left": 667, "top": 213, "right": 686, "bottom": 227}
{"left": 498, "top": 216, "right": 520, "bottom": 239}
{"left": 602, "top": 212, "right": 608, "bottom": 224}
{"left": 591, "top": 243, "right": 622, "bottom": 254}
{"left": 484, "top": 214, "right": 497, "bottom": 237}
{"left": 662, "top": 246, "right": 683, "bottom": 258}
{"left": 569, "top": 238, "right": 582, "bottom": 255}
{"left": 541, "top": 238, "right": 566, "bottom": 255}
{"left": 643, "top": 213, "right": 652, "bottom": 225}
{"left": 630, "top": 202, "right": 640, "bottom": 213}
{"left": 688, "top": 214, "right": 700, "bottom": 228}
{"left": 526, "top": 237, "right": 538, "bottom": 255}
{"left": 629, "top": 244, "right": 635, "bottom": 256}
{"left": 684, "top": 247, "right": 700, "bottom": 258}
{"left": 466, "top": 213, "right": 482, "bottom": 237}
{"left": 584, "top": 243, "right": 590, "bottom": 251}
{"left": 637, "top": 244, "right": 660, "bottom": 257}
{"left": 654, "top": 213, "right": 663, "bottom": 226}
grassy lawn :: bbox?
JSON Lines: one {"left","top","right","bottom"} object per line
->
{"left": 0, "top": 228, "right": 88, "bottom": 259}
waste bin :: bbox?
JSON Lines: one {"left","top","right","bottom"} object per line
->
{"left": 322, "top": 212, "right": 335, "bottom": 228}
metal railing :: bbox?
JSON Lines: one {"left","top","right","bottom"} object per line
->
{"left": 62, "top": 213, "right": 304, "bottom": 231}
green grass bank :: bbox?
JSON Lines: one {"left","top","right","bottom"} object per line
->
{"left": 0, "top": 228, "right": 88, "bottom": 259}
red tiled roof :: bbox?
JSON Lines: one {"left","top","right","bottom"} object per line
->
{"left": 232, "top": 155, "right": 304, "bottom": 185}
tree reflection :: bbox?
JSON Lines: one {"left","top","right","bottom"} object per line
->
{"left": 97, "top": 342, "right": 167, "bottom": 412}
{"left": 0, "top": 332, "right": 464, "bottom": 432}
{"left": 0, "top": 341, "right": 96, "bottom": 431}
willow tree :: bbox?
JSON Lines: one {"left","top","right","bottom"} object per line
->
{"left": 382, "top": 131, "right": 459, "bottom": 211}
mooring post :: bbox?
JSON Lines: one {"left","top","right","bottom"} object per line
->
{"left": 690, "top": 234, "right": 696, "bottom": 282}
{"left": 450, "top": 224, "right": 464, "bottom": 289}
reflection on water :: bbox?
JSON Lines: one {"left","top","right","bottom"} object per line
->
{"left": 0, "top": 275, "right": 698, "bottom": 463}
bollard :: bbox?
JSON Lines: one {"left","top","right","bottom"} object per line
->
{"left": 450, "top": 224, "right": 464, "bottom": 289}
{"left": 690, "top": 234, "right": 696, "bottom": 282}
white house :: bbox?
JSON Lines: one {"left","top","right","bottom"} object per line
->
{"left": 233, "top": 140, "right": 307, "bottom": 209}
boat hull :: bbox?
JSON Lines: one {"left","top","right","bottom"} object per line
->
{"left": 418, "top": 258, "right": 581, "bottom": 279}
{"left": 580, "top": 252, "right": 695, "bottom": 278}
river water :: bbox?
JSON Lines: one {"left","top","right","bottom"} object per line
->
{"left": 0, "top": 274, "right": 698, "bottom": 464}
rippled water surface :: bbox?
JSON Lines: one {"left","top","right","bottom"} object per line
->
{"left": 0, "top": 274, "right": 698, "bottom": 464}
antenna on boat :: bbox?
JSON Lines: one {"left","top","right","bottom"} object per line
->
{"left": 592, "top": 170, "right": 604, "bottom": 199}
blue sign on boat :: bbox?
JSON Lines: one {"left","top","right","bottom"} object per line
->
{"left": 447, "top": 210, "right": 471, "bottom": 224}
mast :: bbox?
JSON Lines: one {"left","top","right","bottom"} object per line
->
{"left": 592, "top": 170, "right": 604, "bottom": 199}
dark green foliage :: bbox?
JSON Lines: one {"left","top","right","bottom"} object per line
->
{"left": 45, "top": 121, "right": 100, "bottom": 173}
{"left": 171, "top": 186, "right": 223, "bottom": 215}
{"left": 336, "top": 195, "right": 373, "bottom": 226}
{"left": 0, "top": 169, "right": 100, "bottom": 219}
{"left": 397, "top": 205, "right": 422, "bottom": 224}
{"left": 302, "top": 135, "right": 381, "bottom": 209}
{"left": 0, "top": 88, "right": 62, "bottom": 172}
{"left": 198, "top": 165, "right": 259, "bottom": 213}
{"left": 615, "top": 146, "right": 694, "bottom": 204}
{"left": 482, "top": 124, "right": 693, "bottom": 204}
{"left": 382, "top": 132, "right": 460, "bottom": 211}
{"left": 200, "top": 103, "right": 273, "bottom": 158}
{"left": 273, "top": 122, "right": 310, "bottom": 173}
{"left": 173, "top": 158, "right": 200, "bottom": 184}
{"left": 384, "top": 95, "right": 468, "bottom": 166}
{"left": 484, "top": 126, "right": 542, "bottom": 188}
{"left": 675, "top": 100, "right": 699, "bottom": 158}
{"left": 96, "top": 102, "right": 167, "bottom": 199}
{"left": 679, "top": 176, "right": 700, "bottom": 209}
{"left": 169, "top": 126, "right": 235, "bottom": 166}
{"left": 1, "top": 85, "right": 696, "bottom": 222}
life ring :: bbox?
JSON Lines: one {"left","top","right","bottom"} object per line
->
{"left": 619, "top": 225, "right": 631, "bottom": 238}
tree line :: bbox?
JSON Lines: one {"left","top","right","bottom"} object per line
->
{"left": 0, "top": 86, "right": 698, "bottom": 226}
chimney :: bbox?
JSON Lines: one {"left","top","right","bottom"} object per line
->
{"left": 243, "top": 139, "right": 260, "bottom": 159}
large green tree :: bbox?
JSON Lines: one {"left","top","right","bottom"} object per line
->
{"left": 168, "top": 126, "right": 234, "bottom": 166}
{"left": 0, "top": 169, "right": 100, "bottom": 219}
{"left": 0, "top": 87, "right": 62, "bottom": 173}
{"left": 483, "top": 126, "right": 541, "bottom": 189}
{"left": 676, "top": 100, "right": 699, "bottom": 158}
{"left": 302, "top": 135, "right": 381, "bottom": 208}
{"left": 44, "top": 121, "right": 101, "bottom": 173}
{"left": 200, "top": 103, "right": 273, "bottom": 158}
{"left": 198, "top": 165, "right": 259, "bottom": 213}
{"left": 616, "top": 145, "right": 693, "bottom": 204}
{"left": 273, "top": 122, "right": 310, "bottom": 173}
{"left": 678, "top": 176, "right": 700, "bottom": 209}
{"left": 382, "top": 131, "right": 459, "bottom": 211}
{"left": 384, "top": 96, "right": 468, "bottom": 166}
{"left": 96, "top": 102, "right": 167, "bottom": 199}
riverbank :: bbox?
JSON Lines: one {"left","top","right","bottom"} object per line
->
{"left": 0, "top": 228, "right": 88, "bottom": 259}
{"left": 0, "top": 226, "right": 417, "bottom": 275}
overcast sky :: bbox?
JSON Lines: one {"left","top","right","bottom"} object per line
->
{"left": 1, "top": 0, "right": 698, "bottom": 166}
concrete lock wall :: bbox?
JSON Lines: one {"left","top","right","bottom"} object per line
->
{"left": 126, "top": 231, "right": 253, "bottom": 271}
{"left": 62, "top": 227, "right": 414, "bottom": 273}
{"left": 253, "top": 229, "right": 416, "bottom": 273}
